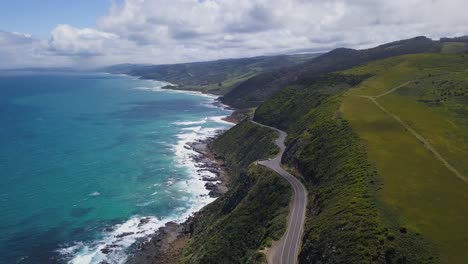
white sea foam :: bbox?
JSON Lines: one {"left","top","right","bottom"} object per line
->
{"left": 88, "top": 191, "right": 100, "bottom": 197}
{"left": 136, "top": 200, "right": 156, "bottom": 207}
{"left": 173, "top": 118, "right": 207, "bottom": 126}
{"left": 208, "top": 115, "right": 233, "bottom": 125}
{"left": 170, "top": 123, "right": 231, "bottom": 218}
{"left": 132, "top": 86, "right": 163, "bottom": 92}
{"left": 161, "top": 87, "right": 218, "bottom": 98}
{"left": 61, "top": 81, "right": 233, "bottom": 264}
{"left": 62, "top": 216, "right": 171, "bottom": 264}
{"left": 133, "top": 85, "right": 218, "bottom": 99}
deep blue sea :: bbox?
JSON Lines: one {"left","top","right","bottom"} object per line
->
{"left": 0, "top": 72, "right": 232, "bottom": 264}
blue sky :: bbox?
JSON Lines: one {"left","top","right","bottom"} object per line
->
{"left": 0, "top": 0, "right": 111, "bottom": 36}
{"left": 0, "top": 0, "right": 467, "bottom": 69}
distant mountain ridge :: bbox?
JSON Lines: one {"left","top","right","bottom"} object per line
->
{"left": 103, "top": 54, "right": 320, "bottom": 95}
{"left": 103, "top": 36, "right": 466, "bottom": 107}
{"left": 220, "top": 36, "right": 444, "bottom": 108}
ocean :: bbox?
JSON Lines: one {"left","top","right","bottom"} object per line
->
{"left": 0, "top": 72, "right": 232, "bottom": 264}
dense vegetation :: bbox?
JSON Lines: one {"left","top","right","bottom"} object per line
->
{"left": 254, "top": 73, "right": 367, "bottom": 130}
{"left": 254, "top": 77, "right": 436, "bottom": 263}
{"left": 104, "top": 54, "right": 318, "bottom": 94}
{"left": 182, "top": 121, "right": 291, "bottom": 263}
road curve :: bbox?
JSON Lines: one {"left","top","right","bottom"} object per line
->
{"left": 251, "top": 121, "right": 308, "bottom": 264}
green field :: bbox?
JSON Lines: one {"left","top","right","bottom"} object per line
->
{"left": 441, "top": 42, "right": 468, "bottom": 54}
{"left": 341, "top": 53, "right": 468, "bottom": 263}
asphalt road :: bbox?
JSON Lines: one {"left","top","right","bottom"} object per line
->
{"left": 252, "top": 121, "right": 307, "bottom": 264}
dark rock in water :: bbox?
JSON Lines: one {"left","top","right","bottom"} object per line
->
{"left": 138, "top": 217, "right": 151, "bottom": 227}
{"left": 208, "top": 189, "right": 223, "bottom": 198}
{"left": 205, "top": 182, "right": 225, "bottom": 197}
{"left": 104, "top": 226, "right": 114, "bottom": 232}
{"left": 101, "top": 247, "right": 113, "bottom": 254}
{"left": 115, "top": 232, "right": 135, "bottom": 238}
{"left": 100, "top": 243, "right": 122, "bottom": 254}
{"left": 201, "top": 175, "right": 219, "bottom": 182}
{"left": 205, "top": 182, "right": 217, "bottom": 190}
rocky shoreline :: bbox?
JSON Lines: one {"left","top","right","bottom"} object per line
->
{"left": 125, "top": 131, "right": 230, "bottom": 264}
{"left": 188, "top": 133, "right": 229, "bottom": 198}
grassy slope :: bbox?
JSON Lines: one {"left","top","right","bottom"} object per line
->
{"left": 106, "top": 54, "right": 318, "bottom": 95}
{"left": 341, "top": 53, "right": 468, "bottom": 263}
{"left": 182, "top": 121, "right": 291, "bottom": 264}
{"left": 441, "top": 42, "right": 468, "bottom": 54}
{"left": 254, "top": 73, "right": 367, "bottom": 130}
{"left": 255, "top": 85, "right": 434, "bottom": 263}
{"left": 222, "top": 36, "right": 442, "bottom": 108}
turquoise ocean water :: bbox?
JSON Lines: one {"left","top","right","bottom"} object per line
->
{"left": 0, "top": 72, "right": 232, "bottom": 264}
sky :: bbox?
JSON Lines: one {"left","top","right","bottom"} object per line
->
{"left": 0, "top": 0, "right": 467, "bottom": 69}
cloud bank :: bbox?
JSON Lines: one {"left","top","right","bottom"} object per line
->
{"left": 1, "top": 0, "right": 467, "bottom": 68}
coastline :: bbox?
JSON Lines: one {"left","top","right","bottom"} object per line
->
{"left": 126, "top": 132, "right": 231, "bottom": 264}
{"left": 126, "top": 80, "right": 237, "bottom": 263}
{"left": 58, "top": 75, "right": 236, "bottom": 264}
{"left": 124, "top": 80, "right": 236, "bottom": 263}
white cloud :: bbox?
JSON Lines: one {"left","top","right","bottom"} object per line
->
{"left": 0, "top": 0, "right": 467, "bottom": 68}
{"left": 48, "top": 24, "right": 118, "bottom": 56}
{"left": 0, "top": 31, "right": 71, "bottom": 68}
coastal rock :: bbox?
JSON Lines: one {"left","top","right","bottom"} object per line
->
{"left": 204, "top": 182, "right": 217, "bottom": 190}
{"left": 126, "top": 131, "right": 230, "bottom": 263}
{"left": 138, "top": 217, "right": 151, "bottom": 227}
{"left": 201, "top": 175, "right": 219, "bottom": 182}
{"left": 126, "top": 221, "right": 189, "bottom": 264}
{"left": 115, "top": 232, "right": 135, "bottom": 238}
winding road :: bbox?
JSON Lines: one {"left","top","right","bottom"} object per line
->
{"left": 251, "top": 121, "right": 308, "bottom": 264}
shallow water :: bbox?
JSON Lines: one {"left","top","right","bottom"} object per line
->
{"left": 0, "top": 72, "right": 232, "bottom": 264}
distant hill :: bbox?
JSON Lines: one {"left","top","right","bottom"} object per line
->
{"left": 104, "top": 36, "right": 466, "bottom": 108}
{"left": 221, "top": 36, "right": 443, "bottom": 108}
{"left": 103, "top": 54, "right": 320, "bottom": 95}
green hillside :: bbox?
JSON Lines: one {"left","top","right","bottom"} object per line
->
{"left": 254, "top": 79, "right": 435, "bottom": 263}
{"left": 253, "top": 52, "right": 468, "bottom": 263}
{"left": 221, "top": 36, "right": 442, "bottom": 108}
{"left": 104, "top": 54, "right": 318, "bottom": 95}
{"left": 341, "top": 53, "right": 468, "bottom": 263}
{"left": 182, "top": 121, "right": 291, "bottom": 263}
